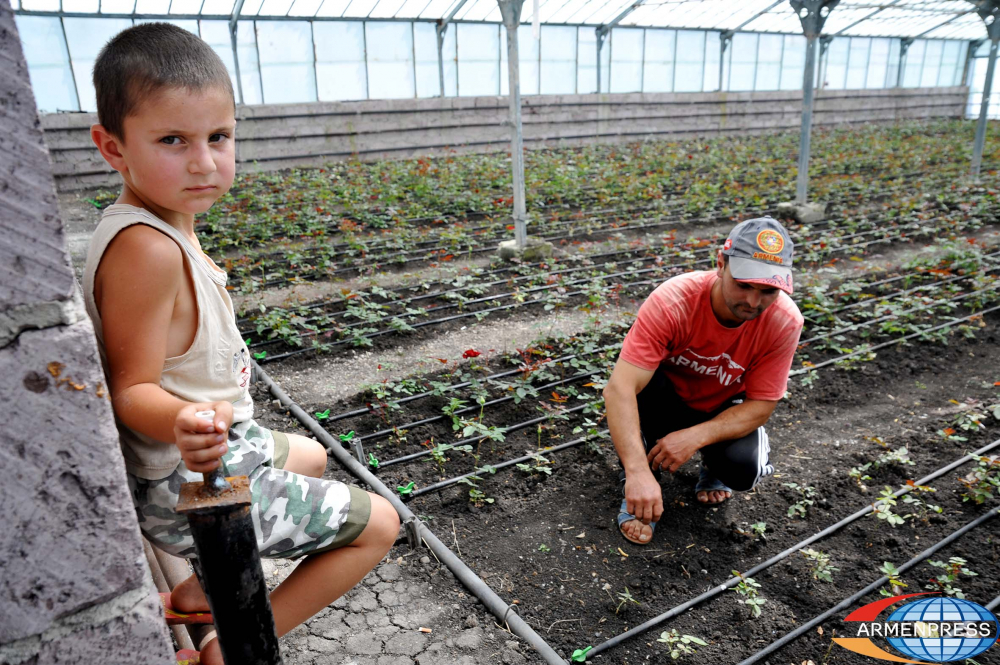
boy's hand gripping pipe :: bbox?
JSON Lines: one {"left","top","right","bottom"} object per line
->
{"left": 175, "top": 410, "right": 282, "bottom": 665}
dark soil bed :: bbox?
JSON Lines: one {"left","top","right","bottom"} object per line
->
{"left": 308, "top": 311, "right": 1000, "bottom": 664}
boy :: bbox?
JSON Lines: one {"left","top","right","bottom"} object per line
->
{"left": 83, "top": 23, "right": 399, "bottom": 664}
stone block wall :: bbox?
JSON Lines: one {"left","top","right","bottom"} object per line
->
{"left": 42, "top": 85, "right": 968, "bottom": 191}
{"left": 0, "top": 2, "right": 175, "bottom": 662}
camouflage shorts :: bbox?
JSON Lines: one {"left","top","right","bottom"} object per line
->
{"left": 129, "top": 419, "right": 370, "bottom": 559}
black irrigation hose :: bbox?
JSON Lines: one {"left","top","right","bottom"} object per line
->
{"left": 359, "top": 370, "right": 593, "bottom": 447}
{"left": 790, "top": 302, "right": 1000, "bottom": 376}
{"left": 799, "top": 284, "right": 1000, "bottom": 346}
{"left": 252, "top": 363, "right": 566, "bottom": 665}
{"left": 736, "top": 507, "right": 1000, "bottom": 665}
{"left": 316, "top": 342, "right": 624, "bottom": 424}
{"left": 585, "top": 437, "right": 1000, "bottom": 659}
{"left": 407, "top": 433, "right": 602, "bottom": 498}
{"left": 987, "top": 594, "right": 1000, "bottom": 612}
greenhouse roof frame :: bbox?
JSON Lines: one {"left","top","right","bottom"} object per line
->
{"left": 10, "top": 0, "right": 994, "bottom": 41}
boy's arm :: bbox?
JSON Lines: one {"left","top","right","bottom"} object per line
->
{"left": 98, "top": 225, "right": 231, "bottom": 473}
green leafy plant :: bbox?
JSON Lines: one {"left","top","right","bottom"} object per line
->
{"left": 730, "top": 570, "right": 766, "bottom": 619}
{"left": 872, "top": 486, "right": 906, "bottom": 527}
{"left": 656, "top": 630, "right": 708, "bottom": 660}
{"left": 783, "top": 482, "right": 817, "bottom": 519}
{"left": 959, "top": 454, "right": 1000, "bottom": 504}
{"left": 800, "top": 548, "right": 838, "bottom": 583}
{"left": 878, "top": 561, "right": 909, "bottom": 597}
{"left": 925, "top": 557, "right": 977, "bottom": 598}
{"left": 538, "top": 543, "right": 551, "bottom": 553}
{"left": 615, "top": 587, "right": 640, "bottom": 614}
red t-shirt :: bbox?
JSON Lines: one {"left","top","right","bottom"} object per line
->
{"left": 619, "top": 271, "right": 803, "bottom": 412}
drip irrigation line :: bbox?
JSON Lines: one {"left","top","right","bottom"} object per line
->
{"left": 799, "top": 284, "right": 1000, "bottom": 347}
{"left": 382, "top": 404, "right": 590, "bottom": 471}
{"left": 585, "top": 436, "right": 1000, "bottom": 659}
{"left": 407, "top": 433, "right": 601, "bottom": 499}
{"left": 252, "top": 363, "right": 566, "bottom": 665}
{"left": 790, "top": 302, "right": 1000, "bottom": 376}
{"left": 358, "top": 370, "right": 594, "bottom": 447}
{"left": 987, "top": 594, "right": 1000, "bottom": 612}
{"left": 736, "top": 506, "right": 1000, "bottom": 665}
{"left": 316, "top": 342, "right": 623, "bottom": 424}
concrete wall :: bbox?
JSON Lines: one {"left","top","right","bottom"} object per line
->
{"left": 42, "top": 84, "right": 967, "bottom": 192}
{"left": 0, "top": 3, "right": 175, "bottom": 663}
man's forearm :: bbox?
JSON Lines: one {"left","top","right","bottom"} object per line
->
{"left": 605, "top": 383, "right": 651, "bottom": 476}
{"left": 692, "top": 400, "right": 774, "bottom": 449}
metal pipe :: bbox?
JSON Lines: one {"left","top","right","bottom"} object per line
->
{"left": 737, "top": 507, "right": 1000, "bottom": 665}
{"left": 499, "top": 0, "right": 528, "bottom": 248}
{"left": 972, "top": 37, "right": 999, "bottom": 178}
{"left": 436, "top": 24, "right": 446, "bottom": 97}
{"left": 796, "top": 33, "right": 817, "bottom": 204}
{"left": 252, "top": 364, "right": 567, "bottom": 665}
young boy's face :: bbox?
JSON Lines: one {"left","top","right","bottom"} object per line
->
{"left": 118, "top": 84, "right": 236, "bottom": 216}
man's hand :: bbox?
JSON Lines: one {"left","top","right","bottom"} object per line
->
{"left": 624, "top": 468, "right": 663, "bottom": 525}
{"left": 174, "top": 402, "right": 234, "bottom": 473}
{"left": 647, "top": 427, "right": 704, "bottom": 474}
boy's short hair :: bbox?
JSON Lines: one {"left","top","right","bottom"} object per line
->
{"left": 93, "top": 22, "right": 235, "bottom": 141}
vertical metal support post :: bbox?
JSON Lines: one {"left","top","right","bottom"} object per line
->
{"left": 595, "top": 28, "right": 607, "bottom": 93}
{"left": 972, "top": 2, "right": 1000, "bottom": 178}
{"left": 791, "top": 0, "right": 838, "bottom": 206}
{"left": 230, "top": 21, "right": 244, "bottom": 105}
{"left": 59, "top": 17, "right": 82, "bottom": 111}
{"left": 797, "top": 33, "right": 818, "bottom": 204}
{"left": 436, "top": 24, "right": 446, "bottom": 97}
{"left": 897, "top": 37, "right": 913, "bottom": 87}
{"left": 963, "top": 40, "right": 984, "bottom": 88}
{"left": 498, "top": 0, "right": 527, "bottom": 249}
{"left": 177, "top": 475, "right": 281, "bottom": 665}
{"left": 972, "top": 38, "right": 999, "bottom": 177}
{"left": 818, "top": 35, "right": 832, "bottom": 89}
{"left": 719, "top": 30, "right": 733, "bottom": 91}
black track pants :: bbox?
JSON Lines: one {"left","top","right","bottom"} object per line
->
{"left": 632, "top": 372, "right": 775, "bottom": 492}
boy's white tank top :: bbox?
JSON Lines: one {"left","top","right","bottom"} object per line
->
{"left": 83, "top": 204, "right": 254, "bottom": 480}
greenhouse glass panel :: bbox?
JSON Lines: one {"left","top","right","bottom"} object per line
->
{"left": 367, "top": 0, "right": 408, "bottom": 19}
{"left": 609, "top": 28, "right": 643, "bottom": 93}
{"left": 845, "top": 38, "right": 869, "bottom": 89}
{"left": 256, "top": 21, "right": 315, "bottom": 103}
{"left": 63, "top": 18, "right": 133, "bottom": 112}
{"left": 366, "top": 22, "right": 415, "bottom": 99}
{"left": 886, "top": 38, "right": 901, "bottom": 88}
{"left": 169, "top": 0, "right": 202, "bottom": 15}
{"left": 754, "top": 33, "right": 782, "bottom": 91}
{"left": 920, "top": 40, "right": 942, "bottom": 87}
{"left": 443, "top": 25, "right": 457, "bottom": 96}
{"left": 288, "top": 0, "right": 325, "bottom": 16}
{"left": 199, "top": 0, "right": 235, "bottom": 13}
{"left": 343, "top": 0, "right": 379, "bottom": 18}
{"left": 457, "top": 23, "right": 499, "bottom": 96}
{"left": 13, "top": 15, "right": 78, "bottom": 113}
{"left": 315, "top": 0, "right": 349, "bottom": 16}
{"left": 413, "top": 22, "right": 440, "bottom": 98}
{"left": 728, "top": 32, "right": 757, "bottom": 92}
{"left": 937, "top": 41, "right": 960, "bottom": 86}
{"left": 779, "top": 34, "right": 804, "bottom": 91}
{"left": 674, "top": 30, "right": 703, "bottom": 93}
{"left": 235, "top": 21, "right": 263, "bottom": 105}
{"left": 199, "top": 21, "right": 240, "bottom": 97}
{"left": 866, "top": 38, "right": 889, "bottom": 89}
{"left": 642, "top": 29, "right": 674, "bottom": 93}
{"left": 134, "top": 0, "right": 170, "bottom": 15}
{"left": 101, "top": 0, "right": 137, "bottom": 13}
{"left": 577, "top": 26, "right": 596, "bottom": 94}
{"left": 258, "top": 0, "right": 294, "bottom": 16}
{"left": 501, "top": 25, "right": 538, "bottom": 96}
{"left": 63, "top": 0, "right": 99, "bottom": 13}
{"left": 822, "top": 37, "right": 847, "bottom": 89}
{"left": 314, "top": 21, "right": 367, "bottom": 101}
{"left": 901, "top": 39, "right": 924, "bottom": 87}
{"left": 540, "top": 25, "right": 576, "bottom": 94}
{"left": 19, "top": 0, "right": 58, "bottom": 10}
{"left": 703, "top": 30, "right": 720, "bottom": 92}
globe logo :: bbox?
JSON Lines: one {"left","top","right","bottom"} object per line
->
{"left": 885, "top": 597, "right": 998, "bottom": 662}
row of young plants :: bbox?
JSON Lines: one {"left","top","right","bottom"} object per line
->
{"left": 239, "top": 198, "right": 999, "bottom": 362}
{"left": 186, "top": 119, "right": 999, "bottom": 256}
{"left": 223, "top": 161, "right": 996, "bottom": 291}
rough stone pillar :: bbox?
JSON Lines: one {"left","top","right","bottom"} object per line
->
{"left": 0, "top": 4, "right": 175, "bottom": 663}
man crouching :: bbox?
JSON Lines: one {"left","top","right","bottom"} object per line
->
{"left": 604, "top": 218, "right": 803, "bottom": 545}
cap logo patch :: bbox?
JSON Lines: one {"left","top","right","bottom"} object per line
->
{"left": 723, "top": 238, "right": 733, "bottom": 251}
{"left": 756, "top": 229, "right": 784, "bottom": 254}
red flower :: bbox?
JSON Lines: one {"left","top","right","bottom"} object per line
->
{"left": 462, "top": 349, "right": 481, "bottom": 359}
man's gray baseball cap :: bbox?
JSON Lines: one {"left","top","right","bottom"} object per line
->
{"left": 720, "top": 217, "right": 794, "bottom": 294}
